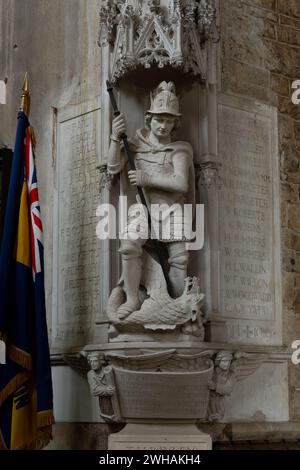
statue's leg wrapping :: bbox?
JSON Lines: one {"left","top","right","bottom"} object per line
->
{"left": 168, "top": 242, "right": 189, "bottom": 297}
{"left": 117, "top": 240, "right": 144, "bottom": 318}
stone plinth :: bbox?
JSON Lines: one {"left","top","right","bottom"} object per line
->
{"left": 108, "top": 424, "right": 212, "bottom": 451}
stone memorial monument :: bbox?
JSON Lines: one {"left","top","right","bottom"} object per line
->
{"left": 2, "top": 0, "right": 299, "bottom": 452}
{"left": 54, "top": 0, "right": 288, "bottom": 450}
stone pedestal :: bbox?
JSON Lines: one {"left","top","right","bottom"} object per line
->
{"left": 108, "top": 424, "right": 212, "bottom": 451}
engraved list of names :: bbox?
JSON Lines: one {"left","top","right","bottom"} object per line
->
{"left": 53, "top": 102, "right": 101, "bottom": 348}
{"left": 218, "top": 96, "right": 282, "bottom": 345}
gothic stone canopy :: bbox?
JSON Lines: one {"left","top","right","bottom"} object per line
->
{"left": 98, "top": 0, "right": 217, "bottom": 84}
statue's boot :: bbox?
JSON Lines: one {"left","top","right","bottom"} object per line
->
{"left": 169, "top": 266, "right": 186, "bottom": 298}
{"left": 168, "top": 248, "right": 189, "bottom": 298}
{"left": 118, "top": 257, "right": 142, "bottom": 320}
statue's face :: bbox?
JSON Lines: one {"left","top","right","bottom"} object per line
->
{"left": 150, "top": 114, "right": 176, "bottom": 139}
{"left": 218, "top": 358, "right": 231, "bottom": 370}
{"left": 89, "top": 356, "right": 101, "bottom": 370}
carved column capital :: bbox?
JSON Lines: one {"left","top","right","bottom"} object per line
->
{"left": 97, "top": 164, "right": 113, "bottom": 194}
{"left": 196, "top": 161, "right": 222, "bottom": 189}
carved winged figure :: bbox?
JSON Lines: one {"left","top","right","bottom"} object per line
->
{"left": 86, "top": 353, "right": 116, "bottom": 422}
{"left": 208, "top": 351, "right": 265, "bottom": 422}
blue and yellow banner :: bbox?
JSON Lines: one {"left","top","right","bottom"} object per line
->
{"left": 0, "top": 111, "right": 54, "bottom": 450}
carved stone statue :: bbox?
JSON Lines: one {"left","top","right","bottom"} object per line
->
{"left": 207, "top": 351, "right": 265, "bottom": 422}
{"left": 87, "top": 353, "right": 116, "bottom": 422}
{"left": 207, "top": 351, "right": 235, "bottom": 422}
{"left": 107, "top": 81, "right": 205, "bottom": 336}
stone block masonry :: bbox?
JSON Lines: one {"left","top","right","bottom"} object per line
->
{"left": 221, "top": 0, "right": 300, "bottom": 419}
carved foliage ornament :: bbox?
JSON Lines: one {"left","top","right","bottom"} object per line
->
{"left": 197, "top": 162, "right": 222, "bottom": 189}
{"left": 98, "top": 0, "right": 217, "bottom": 84}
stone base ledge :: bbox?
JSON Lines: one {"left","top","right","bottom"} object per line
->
{"left": 109, "top": 424, "right": 212, "bottom": 450}
{"left": 200, "top": 422, "right": 300, "bottom": 442}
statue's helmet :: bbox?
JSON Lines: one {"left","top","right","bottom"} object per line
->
{"left": 147, "top": 81, "right": 181, "bottom": 117}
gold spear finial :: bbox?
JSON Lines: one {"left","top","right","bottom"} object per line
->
{"left": 20, "top": 72, "right": 30, "bottom": 117}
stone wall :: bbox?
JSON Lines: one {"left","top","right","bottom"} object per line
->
{"left": 0, "top": 0, "right": 104, "bottom": 448}
{"left": 221, "top": 0, "right": 300, "bottom": 420}
{"left": 0, "top": 0, "right": 101, "bottom": 342}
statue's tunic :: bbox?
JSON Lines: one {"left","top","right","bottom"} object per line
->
{"left": 108, "top": 129, "right": 195, "bottom": 242}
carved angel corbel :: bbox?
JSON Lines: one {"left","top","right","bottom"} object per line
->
{"left": 207, "top": 351, "right": 265, "bottom": 422}
{"left": 86, "top": 352, "right": 117, "bottom": 423}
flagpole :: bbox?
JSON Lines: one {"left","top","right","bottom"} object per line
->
{"left": 20, "top": 74, "right": 36, "bottom": 149}
{"left": 20, "top": 73, "right": 30, "bottom": 117}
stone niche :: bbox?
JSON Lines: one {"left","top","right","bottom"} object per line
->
{"left": 51, "top": 1, "right": 220, "bottom": 351}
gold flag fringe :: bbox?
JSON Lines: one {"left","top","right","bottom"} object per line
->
{"left": 0, "top": 370, "right": 30, "bottom": 408}
{"left": 0, "top": 427, "right": 54, "bottom": 451}
{"left": 0, "top": 335, "right": 33, "bottom": 370}
{"left": 37, "top": 410, "right": 55, "bottom": 428}
{"left": 0, "top": 399, "right": 54, "bottom": 450}
{"left": 9, "top": 345, "right": 32, "bottom": 370}
{"left": 19, "top": 425, "right": 53, "bottom": 450}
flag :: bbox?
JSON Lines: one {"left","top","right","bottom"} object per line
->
{"left": 0, "top": 110, "right": 54, "bottom": 450}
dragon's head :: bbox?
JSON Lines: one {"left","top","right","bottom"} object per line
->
{"left": 181, "top": 277, "right": 204, "bottom": 321}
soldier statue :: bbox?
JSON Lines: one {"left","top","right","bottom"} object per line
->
{"left": 108, "top": 81, "right": 196, "bottom": 321}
